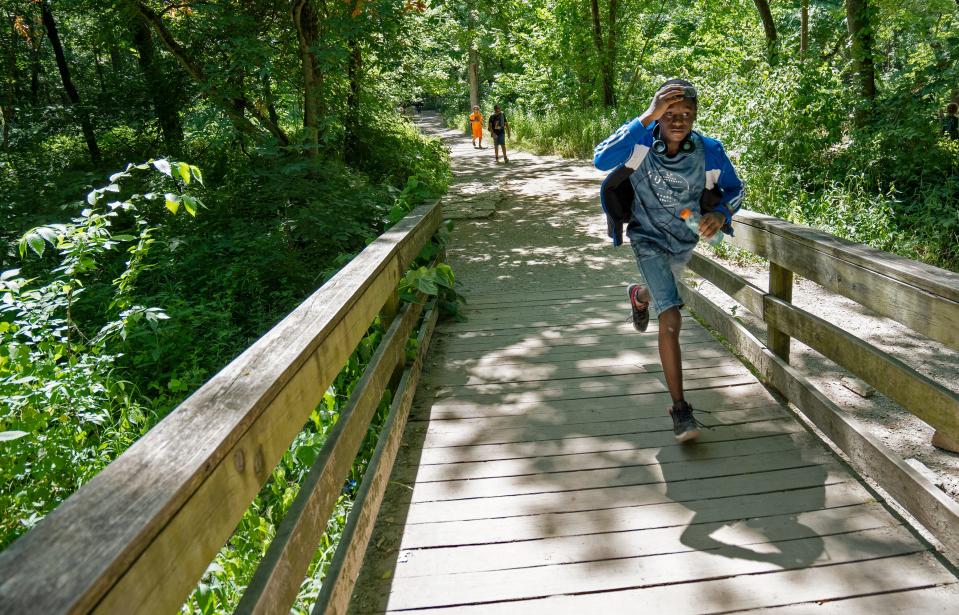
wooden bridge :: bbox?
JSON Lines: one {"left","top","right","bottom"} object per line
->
{"left": 2, "top": 130, "right": 959, "bottom": 613}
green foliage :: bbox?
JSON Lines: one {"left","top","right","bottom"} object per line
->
{"left": 399, "top": 220, "right": 466, "bottom": 321}
{"left": 432, "top": 0, "right": 959, "bottom": 271}
{"left": 0, "top": 0, "right": 457, "bottom": 608}
{"left": 0, "top": 161, "right": 201, "bottom": 547}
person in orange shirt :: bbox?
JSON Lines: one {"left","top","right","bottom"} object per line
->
{"left": 468, "top": 105, "right": 484, "bottom": 148}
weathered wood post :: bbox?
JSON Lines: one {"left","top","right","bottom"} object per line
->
{"left": 767, "top": 261, "right": 793, "bottom": 362}
{"left": 380, "top": 289, "right": 401, "bottom": 329}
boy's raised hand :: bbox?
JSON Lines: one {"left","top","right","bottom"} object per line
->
{"left": 642, "top": 85, "right": 687, "bottom": 124}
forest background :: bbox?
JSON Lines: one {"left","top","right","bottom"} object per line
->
{"left": 0, "top": 0, "right": 956, "bottom": 613}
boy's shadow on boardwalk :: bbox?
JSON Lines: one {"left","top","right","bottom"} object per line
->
{"left": 656, "top": 440, "right": 826, "bottom": 569}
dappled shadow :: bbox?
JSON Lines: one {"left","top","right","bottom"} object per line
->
{"left": 343, "top": 113, "right": 948, "bottom": 614}
{"left": 658, "top": 443, "right": 826, "bottom": 570}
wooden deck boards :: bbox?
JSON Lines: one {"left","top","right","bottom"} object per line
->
{"left": 346, "top": 289, "right": 958, "bottom": 614}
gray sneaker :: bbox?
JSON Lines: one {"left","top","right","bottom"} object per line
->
{"left": 669, "top": 400, "right": 702, "bottom": 442}
{"left": 627, "top": 283, "right": 650, "bottom": 333}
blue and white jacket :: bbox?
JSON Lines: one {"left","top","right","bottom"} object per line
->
{"left": 594, "top": 118, "right": 744, "bottom": 247}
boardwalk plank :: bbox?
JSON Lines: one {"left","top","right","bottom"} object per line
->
{"left": 383, "top": 480, "right": 873, "bottom": 551}
{"left": 399, "top": 431, "right": 821, "bottom": 482}
{"left": 411, "top": 417, "right": 805, "bottom": 465}
{"left": 436, "top": 323, "right": 704, "bottom": 348}
{"left": 436, "top": 331, "right": 715, "bottom": 356}
{"left": 385, "top": 463, "right": 850, "bottom": 529}
{"left": 384, "top": 501, "right": 894, "bottom": 578}
{"left": 436, "top": 339, "right": 725, "bottom": 367}
{"left": 412, "top": 405, "right": 789, "bottom": 449}
{"left": 740, "top": 583, "right": 959, "bottom": 614}
{"left": 411, "top": 381, "right": 775, "bottom": 420}
{"left": 408, "top": 392, "right": 779, "bottom": 433}
{"left": 426, "top": 354, "right": 743, "bottom": 386}
{"left": 363, "top": 526, "right": 921, "bottom": 611}
{"left": 355, "top": 552, "right": 953, "bottom": 615}
{"left": 406, "top": 447, "right": 832, "bottom": 502}
{"left": 428, "top": 371, "right": 755, "bottom": 407}
{"left": 460, "top": 285, "right": 625, "bottom": 307}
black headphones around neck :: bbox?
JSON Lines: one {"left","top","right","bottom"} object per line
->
{"left": 652, "top": 125, "right": 695, "bottom": 155}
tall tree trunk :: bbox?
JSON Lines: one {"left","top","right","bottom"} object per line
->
{"left": 3, "top": 13, "right": 17, "bottom": 148}
{"left": 137, "top": 1, "right": 289, "bottom": 145}
{"left": 292, "top": 0, "right": 322, "bottom": 156}
{"left": 846, "top": 0, "right": 876, "bottom": 109}
{"left": 468, "top": 44, "right": 478, "bottom": 109}
{"left": 228, "top": 68, "right": 246, "bottom": 118}
{"left": 92, "top": 44, "right": 107, "bottom": 94}
{"left": 29, "top": 39, "right": 41, "bottom": 104}
{"left": 0, "top": 105, "right": 10, "bottom": 149}
{"left": 109, "top": 44, "right": 122, "bottom": 73}
{"left": 261, "top": 71, "right": 279, "bottom": 127}
{"left": 7, "top": 12, "right": 21, "bottom": 101}
{"left": 129, "top": 11, "right": 182, "bottom": 149}
{"left": 800, "top": 0, "right": 809, "bottom": 56}
{"left": 589, "top": 0, "right": 613, "bottom": 106}
{"left": 40, "top": 1, "right": 100, "bottom": 163}
{"left": 606, "top": 0, "right": 617, "bottom": 106}
{"left": 753, "top": 0, "right": 777, "bottom": 57}
{"left": 345, "top": 37, "right": 362, "bottom": 161}
{"left": 467, "top": 3, "right": 478, "bottom": 109}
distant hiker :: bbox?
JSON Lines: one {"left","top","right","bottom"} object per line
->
{"left": 469, "top": 105, "right": 485, "bottom": 148}
{"left": 488, "top": 105, "right": 510, "bottom": 163}
{"left": 593, "top": 79, "right": 743, "bottom": 443}
{"left": 943, "top": 103, "right": 958, "bottom": 140}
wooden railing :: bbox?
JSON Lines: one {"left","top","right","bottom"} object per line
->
{"left": 679, "top": 209, "right": 959, "bottom": 558}
{"left": 0, "top": 200, "right": 445, "bottom": 615}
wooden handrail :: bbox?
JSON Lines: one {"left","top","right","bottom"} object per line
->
{"left": 686, "top": 253, "right": 959, "bottom": 440}
{"left": 729, "top": 210, "right": 959, "bottom": 350}
{"left": 681, "top": 210, "right": 959, "bottom": 559}
{"left": 0, "top": 200, "right": 444, "bottom": 615}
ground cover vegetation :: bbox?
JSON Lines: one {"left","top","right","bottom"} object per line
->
{"left": 436, "top": 0, "right": 959, "bottom": 270}
{"left": 0, "top": 0, "right": 452, "bottom": 612}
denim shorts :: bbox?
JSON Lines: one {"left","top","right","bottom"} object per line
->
{"left": 492, "top": 132, "right": 506, "bottom": 146}
{"left": 630, "top": 245, "right": 692, "bottom": 315}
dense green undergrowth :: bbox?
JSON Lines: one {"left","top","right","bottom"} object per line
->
{"left": 0, "top": 112, "right": 451, "bottom": 612}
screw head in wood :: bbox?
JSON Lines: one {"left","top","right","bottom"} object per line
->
{"left": 254, "top": 446, "right": 265, "bottom": 477}
{"left": 233, "top": 449, "right": 245, "bottom": 473}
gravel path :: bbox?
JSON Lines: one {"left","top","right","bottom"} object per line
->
{"left": 416, "top": 111, "right": 959, "bottom": 505}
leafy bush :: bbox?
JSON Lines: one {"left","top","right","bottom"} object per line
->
{"left": 0, "top": 160, "right": 202, "bottom": 547}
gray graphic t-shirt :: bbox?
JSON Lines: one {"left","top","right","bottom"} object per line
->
{"left": 626, "top": 132, "right": 705, "bottom": 258}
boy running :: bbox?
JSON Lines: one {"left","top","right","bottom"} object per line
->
{"left": 488, "top": 105, "right": 510, "bottom": 163}
{"left": 593, "top": 79, "right": 743, "bottom": 442}
{"left": 469, "top": 105, "right": 485, "bottom": 148}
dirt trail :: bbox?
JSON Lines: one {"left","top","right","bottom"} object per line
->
{"left": 415, "top": 111, "right": 959, "bottom": 503}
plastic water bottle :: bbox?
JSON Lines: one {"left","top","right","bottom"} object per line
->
{"left": 679, "top": 208, "right": 723, "bottom": 246}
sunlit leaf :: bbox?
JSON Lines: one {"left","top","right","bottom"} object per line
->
{"left": 152, "top": 159, "right": 172, "bottom": 177}
{"left": 177, "top": 162, "right": 192, "bottom": 185}
{"left": 164, "top": 193, "right": 180, "bottom": 214}
{"left": 23, "top": 232, "right": 44, "bottom": 258}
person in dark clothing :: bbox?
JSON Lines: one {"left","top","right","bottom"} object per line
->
{"left": 487, "top": 105, "right": 511, "bottom": 163}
